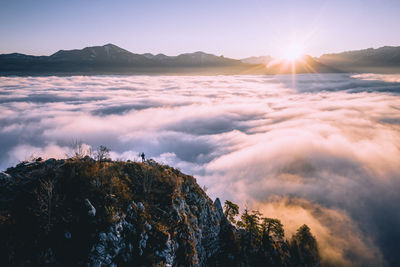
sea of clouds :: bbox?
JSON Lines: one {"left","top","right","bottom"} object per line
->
{"left": 1, "top": 73, "right": 400, "bottom": 266}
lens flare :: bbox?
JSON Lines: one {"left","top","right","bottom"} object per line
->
{"left": 283, "top": 43, "right": 305, "bottom": 61}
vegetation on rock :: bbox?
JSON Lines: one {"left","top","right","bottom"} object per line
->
{"left": 0, "top": 152, "right": 320, "bottom": 266}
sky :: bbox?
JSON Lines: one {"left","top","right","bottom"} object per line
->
{"left": 1, "top": 0, "right": 400, "bottom": 58}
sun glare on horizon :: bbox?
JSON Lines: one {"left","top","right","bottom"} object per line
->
{"left": 282, "top": 43, "right": 305, "bottom": 61}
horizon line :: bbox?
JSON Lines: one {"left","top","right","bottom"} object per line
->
{"left": 2, "top": 43, "right": 400, "bottom": 60}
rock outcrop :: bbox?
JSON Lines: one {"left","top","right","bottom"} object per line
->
{"left": 0, "top": 158, "right": 320, "bottom": 266}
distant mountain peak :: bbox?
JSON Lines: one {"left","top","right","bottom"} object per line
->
{"left": 142, "top": 53, "right": 154, "bottom": 59}
{"left": 319, "top": 45, "right": 400, "bottom": 72}
{"left": 103, "top": 43, "right": 118, "bottom": 48}
{"left": 241, "top": 55, "right": 273, "bottom": 65}
{"left": 101, "top": 43, "right": 128, "bottom": 52}
{"left": 142, "top": 53, "right": 169, "bottom": 60}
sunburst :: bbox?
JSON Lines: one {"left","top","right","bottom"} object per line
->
{"left": 282, "top": 43, "right": 305, "bottom": 62}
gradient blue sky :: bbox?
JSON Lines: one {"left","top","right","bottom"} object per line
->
{"left": 1, "top": 0, "right": 399, "bottom": 58}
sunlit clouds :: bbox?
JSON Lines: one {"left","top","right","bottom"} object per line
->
{"left": 1, "top": 74, "right": 400, "bottom": 266}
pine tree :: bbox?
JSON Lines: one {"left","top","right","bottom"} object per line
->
{"left": 290, "top": 224, "right": 320, "bottom": 267}
{"left": 223, "top": 200, "right": 239, "bottom": 225}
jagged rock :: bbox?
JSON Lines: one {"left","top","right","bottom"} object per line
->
{"left": 137, "top": 202, "right": 145, "bottom": 212}
{"left": 146, "top": 159, "right": 157, "bottom": 166}
{"left": 84, "top": 198, "right": 96, "bottom": 216}
{"left": 138, "top": 232, "right": 148, "bottom": 256}
{"left": 213, "top": 198, "right": 224, "bottom": 221}
{"left": 64, "top": 231, "right": 71, "bottom": 239}
{"left": 0, "top": 172, "right": 11, "bottom": 180}
{"left": 145, "top": 222, "right": 152, "bottom": 231}
{"left": 83, "top": 156, "right": 96, "bottom": 162}
{"left": 44, "top": 158, "right": 57, "bottom": 167}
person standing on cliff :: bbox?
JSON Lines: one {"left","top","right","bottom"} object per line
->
{"left": 140, "top": 152, "right": 145, "bottom": 163}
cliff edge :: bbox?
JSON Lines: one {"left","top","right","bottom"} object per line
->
{"left": 0, "top": 157, "right": 320, "bottom": 266}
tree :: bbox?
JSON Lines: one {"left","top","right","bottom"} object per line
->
{"left": 238, "top": 209, "right": 261, "bottom": 237}
{"left": 69, "top": 139, "right": 91, "bottom": 159}
{"left": 95, "top": 145, "right": 110, "bottom": 161}
{"left": 290, "top": 224, "right": 320, "bottom": 266}
{"left": 261, "top": 218, "right": 284, "bottom": 240}
{"left": 224, "top": 200, "right": 239, "bottom": 225}
{"left": 138, "top": 166, "right": 155, "bottom": 196}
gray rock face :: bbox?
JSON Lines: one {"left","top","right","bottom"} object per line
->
{"left": 87, "top": 180, "right": 226, "bottom": 266}
{"left": 161, "top": 182, "right": 226, "bottom": 266}
{"left": 0, "top": 172, "right": 11, "bottom": 182}
{"left": 88, "top": 218, "right": 132, "bottom": 266}
{"left": 64, "top": 231, "right": 71, "bottom": 239}
{"left": 44, "top": 158, "right": 57, "bottom": 167}
{"left": 213, "top": 198, "right": 224, "bottom": 221}
{"left": 84, "top": 198, "right": 96, "bottom": 217}
{"left": 136, "top": 202, "right": 145, "bottom": 212}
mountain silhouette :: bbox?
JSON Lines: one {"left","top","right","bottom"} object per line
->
{"left": 2, "top": 44, "right": 400, "bottom": 75}
{"left": 319, "top": 46, "right": 400, "bottom": 73}
{"left": 0, "top": 44, "right": 248, "bottom": 75}
{"left": 240, "top": 55, "right": 273, "bottom": 65}
{"left": 49, "top": 44, "right": 150, "bottom": 64}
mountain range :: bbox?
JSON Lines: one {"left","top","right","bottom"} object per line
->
{"left": 0, "top": 44, "right": 249, "bottom": 75}
{"left": 1, "top": 44, "right": 400, "bottom": 75}
{"left": 240, "top": 55, "right": 273, "bottom": 65}
{"left": 319, "top": 46, "right": 400, "bottom": 73}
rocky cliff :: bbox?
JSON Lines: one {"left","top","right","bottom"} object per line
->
{"left": 0, "top": 157, "right": 320, "bottom": 266}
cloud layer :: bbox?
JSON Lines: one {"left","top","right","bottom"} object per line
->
{"left": 1, "top": 74, "right": 400, "bottom": 266}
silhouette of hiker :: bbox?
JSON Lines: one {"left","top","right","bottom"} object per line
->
{"left": 140, "top": 152, "right": 145, "bottom": 163}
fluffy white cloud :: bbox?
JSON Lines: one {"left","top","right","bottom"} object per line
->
{"left": 1, "top": 74, "right": 400, "bottom": 266}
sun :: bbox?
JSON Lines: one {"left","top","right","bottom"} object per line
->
{"left": 282, "top": 43, "right": 305, "bottom": 61}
